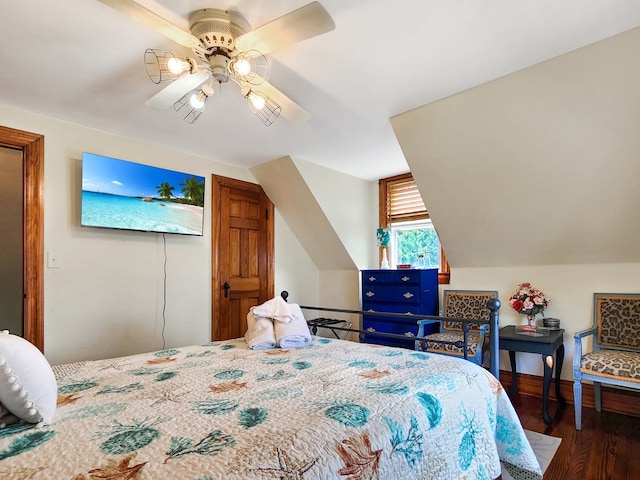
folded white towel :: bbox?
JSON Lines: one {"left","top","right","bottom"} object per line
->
{"left": 244, "top": 310, "right": 276, "bottom": 350}
{"left": 252, "top": 296, "right": 295, "bottom": 323}
{"left": 274, "top": 304, "right": 312, "bottom": 348}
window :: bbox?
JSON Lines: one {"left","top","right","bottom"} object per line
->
{"left": 379, "top": 173, "right": 450, "bottom": 283}
{"left": 390, "top": 219, "right": 440, "bottom": 268}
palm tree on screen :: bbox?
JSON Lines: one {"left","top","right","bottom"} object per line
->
{"left": 156, "top": 182, "right": 175, "bottom": 199}
{"left": 180, "top": 177, "right": 205, "bottom": 206}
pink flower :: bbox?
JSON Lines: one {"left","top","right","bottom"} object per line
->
{"left": 509, "top": 282, "right": 550, "bottom": 316}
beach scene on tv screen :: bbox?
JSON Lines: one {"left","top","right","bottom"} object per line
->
{"left": 81, "top": 153, "right": 205, "bottom": 235}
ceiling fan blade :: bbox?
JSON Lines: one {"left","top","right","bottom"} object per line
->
{"left": 145, "top": 72, "right": 209, "bottom": 109}
{"left": 235, "top": 2, "right": 335, "bottom": 55}
{"left": 97, "top": 0, "right": 199, "bottom": 48}
{"left": 253, "top": 80, "right": 311, "bottom": 125}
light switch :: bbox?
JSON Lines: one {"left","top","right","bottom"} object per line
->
{"left": 47, "top": 252, "right": 61, "bottom": 269}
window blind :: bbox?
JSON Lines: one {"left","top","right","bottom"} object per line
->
{"left": 379, "top": 172, "right": 450, "bottom": 281}
{"left": 387, "top": 177, "right": 428, "bottom": 222}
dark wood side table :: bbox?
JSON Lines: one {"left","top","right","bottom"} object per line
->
{"left": 499, "top": 325, "right": 567, "bottom": 425}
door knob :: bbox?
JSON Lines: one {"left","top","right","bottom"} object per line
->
{"left": 223, "top": 282, "right": 231, "bottom": 298}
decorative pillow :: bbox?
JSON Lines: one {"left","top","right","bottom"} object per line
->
{"left": 0, "top": 402, "right": 20, "bottom": 428}
{"left": 0, "top": 331, "right": 57, "bottom": 426}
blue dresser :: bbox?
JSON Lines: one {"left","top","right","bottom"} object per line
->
{"left": 361, "top": 269, "right": 439, "bottom": 348}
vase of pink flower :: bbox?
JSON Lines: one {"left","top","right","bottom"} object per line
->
{"left": 509, "top": 282, "right": 550, "bottom": 331}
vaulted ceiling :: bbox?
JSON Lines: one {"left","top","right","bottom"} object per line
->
{"left": 392, "top": 27, "right": 640, "bottom": 267}
{"left": 1, "top": 1, "right": 639, "bottom": 181}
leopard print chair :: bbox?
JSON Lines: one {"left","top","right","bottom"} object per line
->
{"left": 415, "top": 290, "right": 498, "bottom": 366}
{"left": 573, "top": 293, "right": 640, "bottom": 430}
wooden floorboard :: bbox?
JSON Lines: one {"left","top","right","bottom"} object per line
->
{"left": 511, "top": 392, "right": 640, "bottom": 480}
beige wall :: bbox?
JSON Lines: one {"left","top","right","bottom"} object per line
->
{"left": 252, "top": 156, "right": 377, "bottom": 271}
{"left": 251, "top": 157, "right": 358, "bottom": 270}
{"left": 0, "top": 104, "right": 318, "bottom": 365}
{"left": 253, "top": 156, "right": 369, "bottom": 337}
{"left": 392, "top": 27, "right": 640, "bottom": 268}
{"left": 392, "top": 27, "right": 640, "bottom": 379}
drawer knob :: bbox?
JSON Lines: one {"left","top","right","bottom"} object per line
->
{"left": 401, "top": 276, "right": 410, "bottom": 282}
{"left": 366, "top": 327, "right": 376, "bottom": 332}
{"left": 366, "top": 291, "right": 375, "bottom": 298}
{"left": 403, "top": 292, "right": 414, "bottom": 299}
{"left": 368, "top": 276, "right": 377, "bottom": 282}
{"left": 404, "top": 332, "right": 415, "bottom": 337}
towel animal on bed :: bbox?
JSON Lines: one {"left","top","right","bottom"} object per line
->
{"left": 245, "top": 296, "right": 312, "bottom": 349}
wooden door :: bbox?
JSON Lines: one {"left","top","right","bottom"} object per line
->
{"left": 211, "top": 175, "right": 274, "bottom": 341}
{"left": 0, "top": 127, "right": 44, "bottom": 352}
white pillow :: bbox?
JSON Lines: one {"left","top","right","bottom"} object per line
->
{"left": 0, "top": 331, "right": 57, "bottom": 426}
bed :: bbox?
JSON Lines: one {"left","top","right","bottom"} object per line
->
{"left": 0, "top": 327, "right": 541, "bottom": 479}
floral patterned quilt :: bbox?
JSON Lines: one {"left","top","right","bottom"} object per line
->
{"left": 0, "top": 337, "right": 541, "bottom": 479}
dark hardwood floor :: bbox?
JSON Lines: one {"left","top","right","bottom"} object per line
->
{"left": 511, "top": 393, "right": 640, "bottom": 480}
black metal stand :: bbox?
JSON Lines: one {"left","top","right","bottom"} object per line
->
{"left": 281, "top": 291, "right": 502, "bottom": 380}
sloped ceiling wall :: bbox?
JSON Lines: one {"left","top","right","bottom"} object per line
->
{"left": 251, "top": 156, "right": 373, "bottom": 270}
{"left": 391, "top": 27, "right": 640, "bottom": 268}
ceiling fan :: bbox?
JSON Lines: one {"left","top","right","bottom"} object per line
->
{"left": 97, "top": 1, "right": 335, "bottom": 125}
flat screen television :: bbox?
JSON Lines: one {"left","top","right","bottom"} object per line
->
{"left": 81, "top": 152, "right": 205, "bottom": 236}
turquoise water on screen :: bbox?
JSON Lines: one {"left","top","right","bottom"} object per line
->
{"left": 81, "top": 191, "right": 204, "bottom": 235}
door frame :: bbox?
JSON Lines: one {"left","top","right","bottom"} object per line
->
{"left": 0, "top": 126, "right": 44, "bottom": 351}
{"left": 210, "top": 174, "right": 274, "bottom": 340}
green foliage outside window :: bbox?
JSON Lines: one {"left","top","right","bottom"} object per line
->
{"left": 393, "top": 227, "right": 440, "bottom": 268}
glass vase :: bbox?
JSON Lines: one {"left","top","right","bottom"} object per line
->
{"left": 522, "top": 314, "right": 537, "bottom": 332}
{"left": 380, "top": 247, "right": 390, "bottom": 269}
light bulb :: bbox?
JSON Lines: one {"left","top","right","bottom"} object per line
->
{"left": 233, "top": 58, "right": 252, "bottom": 76}
{"left": 189, "top": 92, "right": 206, "bottom": 109}
{"left": 187, "top": 83, "right": 214, "bottom": 110}
{"left": 248, "top": 92, "right": 266, "bottom": 110}
{"left": 167, "top": 57, "right": 189, "bottom": 74}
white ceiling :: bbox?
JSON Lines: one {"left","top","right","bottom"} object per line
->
{"left": 1, "top": 0, "right": 639, "bottom": 181}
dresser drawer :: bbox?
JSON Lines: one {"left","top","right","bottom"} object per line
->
{"left": 362, "top": 303, "right": 421, "bottom": 316}
{"left": 389, "top": 270, "right": 422, "bottom": 284}
{"left": 362, "top": 318, "right": 417, "bottom": 348}
{"left": 362, "top": 317, "right": 438, "bottom": 348}
{"left": 362, "top": 271, "right": 393, "bottom": 284}
{"left": 362, "top": 270, "right": 421, "bottom": 285}
{"left": 362, "top": 285, "right": 423, "bottom": 304}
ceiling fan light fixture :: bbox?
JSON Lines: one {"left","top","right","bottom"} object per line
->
{"left": 167, "top": 57, "right": 190, "bottom": 75}
{"left": 232, "top": 58, "right": 251, "bottom": 76}
{"left": 189, "top": 92, "right": 206, "bottom": 110}
{"left": 229, "top": 50, "right": 268, "bottom": 85}
{"left": 208, "top": 51, "right": 230, "bottom": 83}
{"left": 103, "top": 2, "right": 335, "bottom": 125}
{"left": 144, "top": 48, "right": 195, "bottom": 84}
{"left": 242, "top": 86, "right": 281, "bottom": 126}
{"left": 247, "top": 91, "right": 265, "bottom": 110}
{"left": 174, "top": 83, "right": 214, "bottom": 123}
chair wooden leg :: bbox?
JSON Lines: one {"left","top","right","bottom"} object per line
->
{"left": 573, "top": 380, "right": 583, "bottom": 430}
{"left": 594, "top": 381, "right": 602, "bottom": 412}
